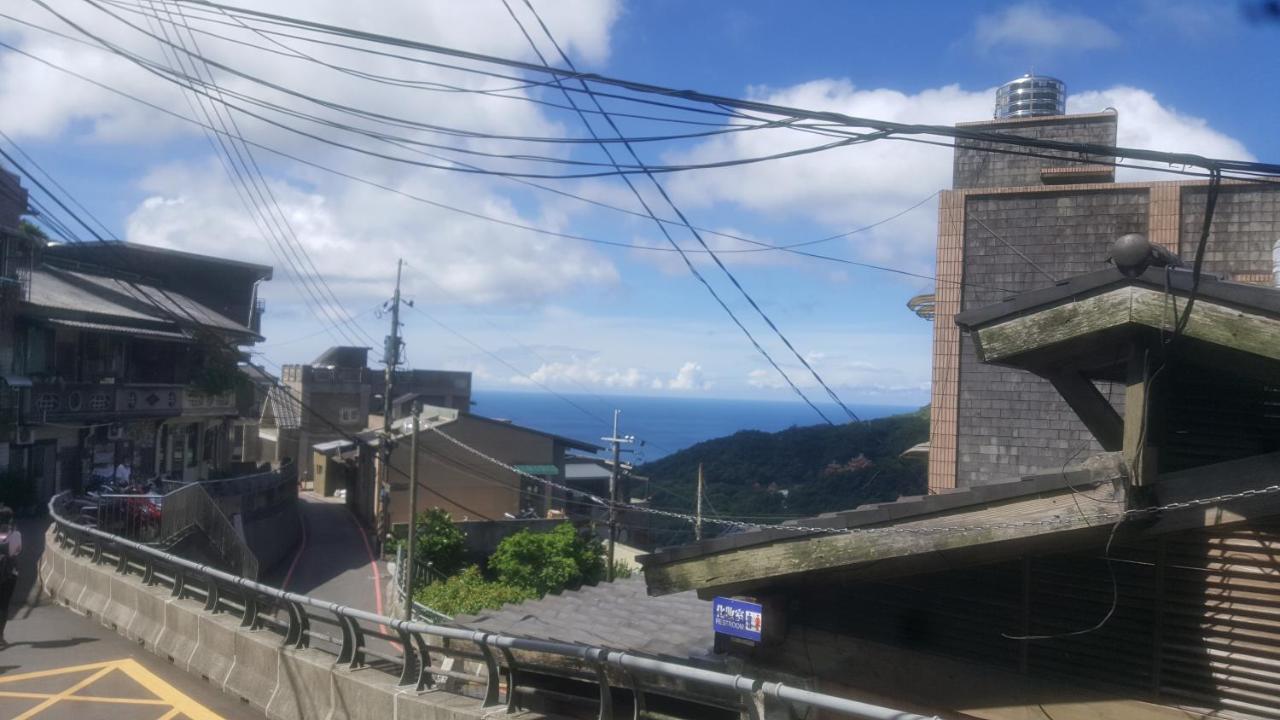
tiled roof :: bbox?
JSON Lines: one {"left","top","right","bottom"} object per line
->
{"left": 25, "top": 268, "right": 257, "bottom": 337}
{"left": 453, "top": 576, "right": 718, "bottom": 666}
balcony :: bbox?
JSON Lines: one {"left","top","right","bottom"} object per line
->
{"left": 25, "top": 382, "right": 237, "bottom": 422}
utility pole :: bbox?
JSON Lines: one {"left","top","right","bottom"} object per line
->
{"left": 376, "top": 259, "right": 403, "bottom": 553}
{"left": 695, "top": 463, "right": 704, "bottom": 542}
{"left": 403, "top": 401, "right": 420, "bottom": 621}
{"left": 602, "top": 409, "right": 633, "bottom": 581}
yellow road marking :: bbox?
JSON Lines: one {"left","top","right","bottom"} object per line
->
{"left": 0, "top": 690, "right": 168, "bottom": 705}
{"left": 0, "top": 660, "right": 120, "bottom": 684}
{"left": 0, "top": 658, "right": 224, "bottom": 720}
{"left": 113, "top": 659, "right": 223, "bottom": 720}
{"left": 13, "top": 665, "right": 115, "bottom": 720}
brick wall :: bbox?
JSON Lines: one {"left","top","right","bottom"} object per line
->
{"left": 953, "top": 114, "right": 1117, "bottom": 189}
{"left": 1179, "top": 186, "right": 1280, "bottom": 280}
{"left": 955, "top": 190, "right": 1147, "bottom": 487}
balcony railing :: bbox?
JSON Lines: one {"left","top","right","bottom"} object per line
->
{"left": 24, "top": 382, "right": 237, "bottom": 421}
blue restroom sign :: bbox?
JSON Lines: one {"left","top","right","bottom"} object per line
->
{"left": 713, "top": 596, "right": 763, "bottom": 642}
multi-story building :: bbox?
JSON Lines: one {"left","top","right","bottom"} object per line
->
{"left": 258, "top": 345, "right": 472, "bottom": 484}
{"left": 927, "top": 77, "right": 1280, "bottom": 492}
{"left": 0, "top": 188, "right": 272, "bottom": 507}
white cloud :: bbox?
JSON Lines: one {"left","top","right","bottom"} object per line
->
{"left": 0, "top": 1, "right": 624, "bottom": 307}
{"left": 974, "top": 3, "right": 1120, "bottom": 53}
{"left": 666, "top": 361, "right": 709, "bottom": 391}
{"left": 1068, "top": 87, "right": 1255, "bottom": 177}
{"left": 512, "top": 355, "right": 649, "bottom": 390}
{"left": 124, "top": 159, "right": 619, "bottom": 306}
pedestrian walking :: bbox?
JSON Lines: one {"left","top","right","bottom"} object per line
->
{"left": 0, "top": 504, "right": 21, "bottom": 647}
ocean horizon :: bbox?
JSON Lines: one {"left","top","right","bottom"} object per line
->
{"left": 469, "top": 390, "right": 917, "bottom": 462}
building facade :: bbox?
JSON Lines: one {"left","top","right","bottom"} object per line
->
{"left": 928, "top": 110, "right": 1280, "bottom": 491}
{"left": 0, "top": 198, "right": 272, "bottom": 507}
{"left": 259, "top": 346, "right": 472, "bottom": 484}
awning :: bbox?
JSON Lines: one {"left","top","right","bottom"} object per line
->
{"left": 514, "top": 464, "right": 560, "bottom": 476}
{"left": 1, "top": 374, "right": 32, "bottom": 388}
{"left": 43, "top": 317, "right": 191, "bottom": 341}
{"left": 314, "top": 439, "right": 356, "bottom": 454}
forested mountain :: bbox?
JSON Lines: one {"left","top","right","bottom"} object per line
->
{"left": 634, "top": 407, "right": 929, "bottom": 546}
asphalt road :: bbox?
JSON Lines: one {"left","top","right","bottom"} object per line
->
{"left": 1, "top": 516, "right": 262, "bottom": 720}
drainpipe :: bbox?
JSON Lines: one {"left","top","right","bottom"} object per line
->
{"left": 1272, "top": 237, "right": 1280, "bottom": 288}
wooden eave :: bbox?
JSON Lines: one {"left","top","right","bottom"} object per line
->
{"left": 643, "top": 478, "right": 1128, "bottom": 598}
{"left": 642, "top": 451, "right": 1280, "bottom": 598}
{"left": 968, "top": 285, "right": 1280, "bottom": 368}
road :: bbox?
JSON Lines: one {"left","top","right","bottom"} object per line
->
{"left": 265, "top": 493, "right": 389, "bottom": 616}
{"left": 1, "top": 516, "right": 260, "bottom": 720}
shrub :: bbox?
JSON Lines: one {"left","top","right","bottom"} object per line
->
{"left": 489, "top": 523, "right": 606, "bottom": 596}
{"left": 406, "top": 507, "right": 467, "bottom": 578}
{"left": 415, "top": 566, "right": 535, "bottom": 616}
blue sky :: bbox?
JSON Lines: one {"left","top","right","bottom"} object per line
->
{"left": 1, "top": 1, "right": 1275, "bottom": 411}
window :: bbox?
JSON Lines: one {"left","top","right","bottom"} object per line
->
{"left": 338, "top": 407, "right": 360, "bottom": 424}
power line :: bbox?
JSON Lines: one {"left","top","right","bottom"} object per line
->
{"left": 508, "top": 0, "right": 858, "bottom": 423}
{"left": 166, "top": 0, "right": 1280, "bottom": 178}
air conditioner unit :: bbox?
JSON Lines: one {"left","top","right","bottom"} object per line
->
{"left": 14, "top": 426, "right": 34, "bottom": 445}
{"left": 107, "top": 423, "right": 126, "bottom": 441}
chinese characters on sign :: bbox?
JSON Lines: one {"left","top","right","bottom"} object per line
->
{"left": 713, "top": 596, "right": 763, "bottom": 642}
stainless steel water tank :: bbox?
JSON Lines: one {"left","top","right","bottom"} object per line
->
{"left": 994, "top": 74, "right": 1066, "bottom": 119}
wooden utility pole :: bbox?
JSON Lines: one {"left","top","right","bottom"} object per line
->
{"left": 376, "top": 259, "right": 403, "bottom": 552}
{"left": 602, "top": 409, "right": 632, "bottom": 581}
{"left": 695, "top": 463, "right": 704, "bottom": 542}
{"left": 403, "top": 402, "right": 420, "bottom": 621}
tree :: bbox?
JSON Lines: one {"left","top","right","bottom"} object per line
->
{"left": 406, "top": 507, "right": 466, "bottom": 578}
{"left": 489, "top": 523, "right": 606, "bottom": 596}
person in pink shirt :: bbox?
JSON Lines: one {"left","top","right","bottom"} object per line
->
{"left": 0, "top": 505, "right": 21, "bottom": 647}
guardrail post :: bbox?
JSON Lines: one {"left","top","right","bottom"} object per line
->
{"left": 500, "top": 648, "right": 521, "bottom": 713}
{"left": 283, "top": 601, "right": 309, "bottom": 649}
{"left": 412, "top": 632, "right": 435, "bottom": 691}
{"left": 171, "top": 569, "right": 185, "bottom": 598}
{"left": 335, "top": 614, "right": 365, "bottom": 669}
{"left": 142, "top": 558, "right": 156, "bottom": 586}
{"left": 739, "top": 686, "right": 766, "bottom": 720}
{"left": 240, "top": 593, "right": 259, "bottom": 629}
{"left": 203, "top": 581, "right": 220, "bottom": 614}
{"left": 590, "top": 654, "right": 614, "bottom": 720}
{"left": 619, "top": 665, "right": 644, "bottom": 720}
{"left": 91, "top": 539, "right": 104, "bottom": 565}
{"left": 396, "top": 626, "right": 417, "bottom": 687}
{"left": 476, "top": 636, "right": 501, "bottom": 708}
{"left": 116, "top": 550, "right": 130, "bottom": 575}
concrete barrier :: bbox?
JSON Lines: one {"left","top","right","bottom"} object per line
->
{"left": 40, "top": 527, "right": 548, "bottom": 720}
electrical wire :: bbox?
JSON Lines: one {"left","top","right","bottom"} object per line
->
{"left": 169, "top": 0, "right": 1280, "bottom": 178}
{"left": 509, "top": 0, "right": 858, "bottom": 423}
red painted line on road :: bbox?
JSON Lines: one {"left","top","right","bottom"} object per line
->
{"left": 280, "top": 505, "right": 309, "bottom": 591}
{"left": 346, "top": 509, "right": 392, "bottom": 640}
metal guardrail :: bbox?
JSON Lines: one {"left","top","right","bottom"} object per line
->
{"left": 391, "top": 545, "right": 452, "bottom": 624}
{"left": 48, "top": 491, "right": 935, "bottom": 720}
{"left": 159, "top": 483, "right": 259, "bottom": 580}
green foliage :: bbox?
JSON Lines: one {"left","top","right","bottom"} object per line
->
{"left": 489, "top": 523, "right": 607, "bottom": 596}
{"left": 17, "top": 219, "right": 50, "bottom": 244}
{"left": 414, "top": 566, "right": 536, "bottom": 616}
{"left": 610, "top": 561, "right": 634, "bottom": 580}
{"left": 407, "top": 508, "right": 467, "bottom": 578}
{"left": 637, "top": 407, "right": 930, "bottom": 544}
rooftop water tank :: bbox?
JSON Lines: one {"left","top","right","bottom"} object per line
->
{"left": 995, "top": 74, "right": 1066, "bottom": 119}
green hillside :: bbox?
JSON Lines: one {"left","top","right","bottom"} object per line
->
{"left": 634, "top": 407, "right": 929, "bottom": 545}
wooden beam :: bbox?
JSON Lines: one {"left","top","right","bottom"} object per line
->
{"left": 643, "top": 484, "right": 1125, "bottom": 596}
{"left": 1122, "top": 343, "right": 1157, "bottom": 487}
{"left": 974, "top": 288, "right": 1134, "bottom": 362}
{"left": 973, "top": 285, "right": 1280, "bottom": 366}
{"left": 1045, "top": 369, "right": 1124, "bottom": 451}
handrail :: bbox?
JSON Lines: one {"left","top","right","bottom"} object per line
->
{"left": 48, "top": 491, "right": 936, "bottom": 720}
